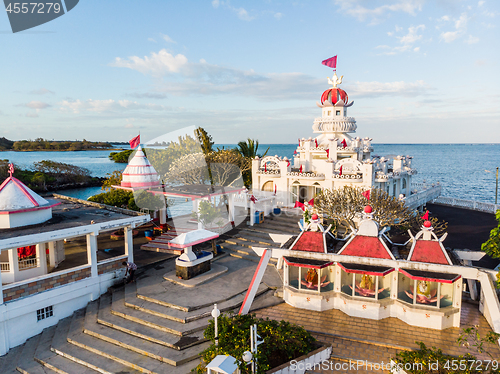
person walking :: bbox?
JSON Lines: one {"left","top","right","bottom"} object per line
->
{"left": 122, "top": 261, "right": 137, "bottom": 284}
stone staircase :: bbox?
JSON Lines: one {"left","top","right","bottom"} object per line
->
{"left": 1, "top": 256, "right": 283, "bottom": 373}
{"left": 219, "top": 211, "right": 302, "bottom": 265}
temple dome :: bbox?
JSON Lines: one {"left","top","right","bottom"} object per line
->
{"left": 0, "top": 176, "right": 49, "bottom": 211}
{"left": 121, "top": 146, "right": 161, "bottom": 189}
{"left": 321, "top": 88, "right": 348, "bottom": 105}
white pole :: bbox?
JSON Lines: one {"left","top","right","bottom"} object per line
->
{"left": 211, "top": 304, "right": 220, "bottom": 347}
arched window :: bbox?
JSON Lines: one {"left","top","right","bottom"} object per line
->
{"left": 402, "top": 178, "right": 407, "bottom": 190}
{"left": 262, "top": 181, "right": 273, "bottom": 192}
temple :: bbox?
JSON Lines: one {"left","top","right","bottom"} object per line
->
{"left": 251, "top": 70, "right": 435, "bottom": 209}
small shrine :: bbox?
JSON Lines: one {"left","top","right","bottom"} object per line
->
{"left": 120, "top": 146, "right": 161, "bottom": 189}
{"left": 0, "top": 164, "right": 59, "bottom": 229}
{"left": 275, "top": 205, "right": 463, "bottom": 330}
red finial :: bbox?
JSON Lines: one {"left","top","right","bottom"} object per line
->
{"left": 311, "top": 213, "right": 318, "bottom": 221}
{"left": 8, "top": 163, "right": 14, "bottom": 177}
{"left": 421, "top": 211, "right": 429, "bottom": 220}
{"left": 423, "top": 220, "right": 432, "bottom": 228}
{"left": 364, "top": 205, "right": 372, "bottom": 213}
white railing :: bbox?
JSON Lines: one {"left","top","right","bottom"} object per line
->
{"left": 18, "top": 257, "right": 39, "bottom": 270}
{"left": 404, "top": 185, "right": 442, "bottom": 209}
{"left": 432, "top": 196, "right": 500, "bottom": 214}
{"left": 0, "top": 262, "right": 10, "bottom": 272}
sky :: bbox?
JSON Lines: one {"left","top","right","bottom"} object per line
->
{"left": 0, "top": 0, "right": 498, "bottom": 144}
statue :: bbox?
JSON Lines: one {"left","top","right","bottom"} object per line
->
{"left": 350, "top": 274, "right": 385, "bottom": 297}
{"left": 405, "top": 280, "right": 442, "bottom": 304}
{"left": 327, "top": 72, "right": 343, "bottom": 88}
{"left": 301, "top": 268, "right": 330, "bottom": 289}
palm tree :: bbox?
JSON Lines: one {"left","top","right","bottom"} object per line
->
{"left": 237, "top": 138, "right": 269, "bottom": 159}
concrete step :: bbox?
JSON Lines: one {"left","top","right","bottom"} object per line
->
{"left": 31, "top": 325, "right": 95, "bottom": 374}
{"left": 140, "top": 242, "right": 183, "bottom": 255}
{"left": 124, "top": 282, "right": 269, "bottom": 324}
{"left": 0, "top": 343, "right": 24, "bottom": 374}
{"left": 84, "top": 299, "right": 208, "bottom": 367}
{"left": 50, "top": 314, "right": 141, "bottom": 374}
{"left": 226, "top": 232, "right": 275, "bottom": 246}
{"left": 68, "top": 309, "right": 200, "bottom": 374}
{"left": 15, "top": 334, "right": 54, "bottom": 374}
{"left": 218, "top": 243, "right": 277, "bottom": 265}
{"left": 111, "top": 289, "right": 212, "bottom": 336}
{"left": 223, "top": 237, "right": 274, "bottom": 250}
{"left": 244, "top": 225, "right": 299, "bottom": 236}
{"left": 97, "top": 294, "right": 206, "bottom": 350}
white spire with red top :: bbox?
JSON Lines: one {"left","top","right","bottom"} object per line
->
{"left": 120, "top": 146, "right": 160, "bottom": 189}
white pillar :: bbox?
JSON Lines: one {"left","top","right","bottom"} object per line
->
{"left": 36, "top": 243, "right": 48, "bottom": 275}
{"left": 8, "top": 249, "right": 19, "bottom": 283}
{"left": 0, "top": 265, "right": 3, "bottom": 305}
{"left": 124, "top": 226, "right": 134, "bottom": 263}
{"left": 86, "top": 232, "right": 98, "bottom": 278}
{"left": 228, "top": 194, "right": 235, "bottom": 225}
{"left": 159, "top": 208, "right": 167, "bottom": 225}
{"left": 48, "top": 241, "right": 56, "bottom": 268}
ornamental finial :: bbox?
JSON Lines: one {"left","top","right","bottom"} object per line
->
{"left": 327, "top": 71, "right": 343, "bottom": 88}
{"left": 8, "top": 163, "right": 14, "bottom": 177}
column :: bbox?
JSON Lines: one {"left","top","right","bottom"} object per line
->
{"left": 36, "top": 243, "right": 48, "bottom": 274}
{"left": 124, "top": 226, "right": 134, "bottom": 263}
{"left": 8, "top": 249, "right": 19, "bottom": 283}
{"left": 86, "top": 232, "right": 98, "bottom": 278}
{"left": 0, "top": 264, "right": 3, "bottom": 304}
{"left": 227, "top": 194, "right": 235, "bottom": 226}
{"left": 48, "top": 241, "right": 56, "bottom": 268}
{"left": 159, "top": 208, "right": 167, "bottom": 225}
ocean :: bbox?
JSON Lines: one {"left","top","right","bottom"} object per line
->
{"left": 2, "top": 143, "right": 499, "bottom": 205}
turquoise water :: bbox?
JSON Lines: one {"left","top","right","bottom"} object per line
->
{"left": 2, "top": 144, "right": 499, "bottom": 204}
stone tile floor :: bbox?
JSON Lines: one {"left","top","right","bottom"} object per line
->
{"left": 255, "top": 300, "right": 500, "bottom": 373}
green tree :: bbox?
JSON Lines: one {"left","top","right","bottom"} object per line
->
{"left": 101, "top": 170, "right": 123, "bottom": 191}
{"left": 481, "top": 210, "right": 500, "bottom": 288}
{"left": 195, "top": 127, "right": 214, "bottom": 155}
{"left": 88, "top": 189, "right": 136, "bottom": 210}
{"left": 109, "top": 150, "right": 133, "bottom": 163}
{"left": 237, "top": 138, "right": 269, "bottom": 159}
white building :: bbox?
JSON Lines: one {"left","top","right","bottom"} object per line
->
{"left": 251, "top": 71, "right": 421, "bottom": 206}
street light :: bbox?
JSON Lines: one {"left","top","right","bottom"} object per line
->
{"left": 211, "top": 304, "right": 220, "bottom": 347}
{"left": 485, "top": 167, "right": 499, "bottom": 204}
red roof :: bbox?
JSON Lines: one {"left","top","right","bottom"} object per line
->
{"left": 340, "top": 236, "right": 392, "bottom": 259}
{"left": 409, "top": 240, "right": 451, "bottom": 265}
{"left": 291, "top": 231, "right": 324, "bottom": 253}
{"left": 321, "top": 88, "right": 348, "bottom": 105}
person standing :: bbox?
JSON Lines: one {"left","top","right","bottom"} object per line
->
{"left": 122, "top": 261, "right": 137, "bottom": 284}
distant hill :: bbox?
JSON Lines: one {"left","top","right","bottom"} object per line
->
{"left": 0, "top": 137, "right": 14, "bottom": 150}
{"left": 3, "top": 138, "right": 114, "bottom": 151}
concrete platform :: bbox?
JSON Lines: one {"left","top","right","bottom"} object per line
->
{"left": 163, "top": 263, "right": 228, "bottom": 288}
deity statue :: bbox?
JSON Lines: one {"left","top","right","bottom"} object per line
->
{"left": 301, "top": 268, "right": 330, "bottom": 289}
{"left": 350, "top": 274, "right": 385, "bottom": 297}
{"left": 405, "top": 280, "right": 442, "bottom": 304}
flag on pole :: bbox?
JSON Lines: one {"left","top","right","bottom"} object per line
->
{"left": 421, "top": 211, "right": 429, "bottom": 220}
{"left": 362, "top": 190, "right": 370, "bottom": 200}
{"left": 129, "top": 134, "right": 140, "bottom": 149}
{"left": 264, "top": 163, "right": 267, "bottom": 172}
{"left": 274, "top": 185, "right": 277, "bottom": 194}
{"left": 326, "top": 149, "right": 329, "bottom": 158}
{"left": 308, "top": 198, "right": 315, "bottom": 206}
{"left": 298, "top": 138, "right": 301, "bottom": 146}
{"left": 341, "top": 139, "right": 347, "bottom": 148}
{"left": 322, "top": 56, "right": 337, "bottom": 69}
{"left": 339, "top": 165, "right": 343, "bottom": 175}
{"left": 294, "top": 200, "right": 305, "bottom": 211}
{"left": 294, "top": 150, "right": 297, "bottom": 155}
{"left": 299, "top": 165, "right": 303, "bottom": 173}
{"left": 286, "top": 160, "right": 290, "bottom": 167}
{"left": 315, "top": 139, "right": 318, "bottom": 148}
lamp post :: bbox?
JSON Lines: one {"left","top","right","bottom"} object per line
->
{"left": 211, "top": 304, "right": 220, "bottom": 347}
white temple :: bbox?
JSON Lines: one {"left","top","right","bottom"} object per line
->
{"left": 251, "top": 71, "right": 418, "bottom": 206}
{"left": 120, "top": 146, "right": 161, "bottom": 189}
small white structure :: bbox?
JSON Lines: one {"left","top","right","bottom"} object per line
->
{"left": 251, "top": 70, "right": 438, "bottom": 209}
{"left": 206, "top": 355, "right": 240, "bottom": 374}
{"left": 120, "top": 146, "right": 161, "bottom": 189}
{"left": 0, "top": 167, "right": 60, "bottom": 229}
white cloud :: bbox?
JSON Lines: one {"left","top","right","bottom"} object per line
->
{"left": 235, "top": 7, "right": 253, "bottom": 21}
{"left": 347, "top": 80, "right": 430, "bottom": 98}
{"left": 398, "top": 24, "right": 425, "bottom": 44}
{"left": 478, "top": 1, "right": 485, "bottom": 6}
{"left": 125, "top": 123, "right": 134, "bottom": 128}
{"left": 211, "top": 1, "right": 254, "bottom": 21}
{"left": 29, "top": 88, "right": 54, "bottom": 95}
{"left": 440, "top": 12, "right": 468, "bottom": 42}
{"left": 148, "top": 37, "right": 156, "bottom": 43}
{"left": 334, "top": 0, "right": 424, "bottom": 24}
{"left": 18, "top": 101, "right": 51, "bottom": 109}
{"left": 377, "top": 24, "right": 425, "bottom": 54}
{"left": 111, "top": 49, "right": 188, "bottom": 76}
{"left": 211, "top": 0, "right": 220, "bottom": 8}
{"left": 161, "top": 34, "right": 176, "bottom": 43}
{"left": 465, "top": 35, "right": 479, "bottom": 44}
{"left": 58, "top": 99, "right": 171, "bottom": 114}
{"left": 274, "top": 12, "right": 282, "bottom": 20}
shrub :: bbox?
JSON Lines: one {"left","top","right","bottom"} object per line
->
{"left": 196, "top": 313, "right": 316, "bottom": 374}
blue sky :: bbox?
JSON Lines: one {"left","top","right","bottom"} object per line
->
{"left": 0, "top": 0, "right": 498, "bottom": 144}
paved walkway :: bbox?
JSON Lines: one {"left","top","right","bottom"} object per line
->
{"left": 255, "top": 300, "right": 500, "bottom": 370}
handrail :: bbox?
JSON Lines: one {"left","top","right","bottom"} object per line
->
{"left": 432, "top": 196, "right": 500, "bottom": 214}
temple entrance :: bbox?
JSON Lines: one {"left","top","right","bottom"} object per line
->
{"left": 262, "top": 181, "right": 274, "bottom": 192}
{"left": 299, "top": 186, "right": 308, "bottom": 203}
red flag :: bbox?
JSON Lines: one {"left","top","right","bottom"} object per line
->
{"left": 129, "top": 134, "right": 140, "bottom": 149}
{"left": 299, "top": 165, "right": 303, "bottom": 173}
{"left": 326, "top": 149, "right": 329, "bottom": 158}
{"left": 294, "top": 150, "right": 297, "bottom": 154}
{"left": 315, "top": 139, "right": 318, "bottom": 148}
{"left": 421, "top": 211, "right": 429, "bottom": 220}
{"left": 322, "top": 55, "right": 337, "bottom": 69}
{"left": 294, "top": 200, "right": 305, "bottom": 211}
{"left": 341, "top": 139, "right": 347, "bottom": 148}
{"left": 298, "top": 138, "right": 301, "bottom": 146}
{"left": 264, "top": 163, "right": 267, "bottom": 172}
{"left": 339, "top": 165, "right": 343, "bottom": 175}
{"left": 274, "top": 185, "right": 277, "bottom": 194}
{"left": 286, "top": 160, "right": 290, "bottom": 167}
{"left": 308, "top": 198, "right": 314, "bottom": 206}
{"left": 362, "top": 190, "right": 370, "bottom": 200}
{"left": 250, "top": 195, "right": 257, "bottom": 203}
